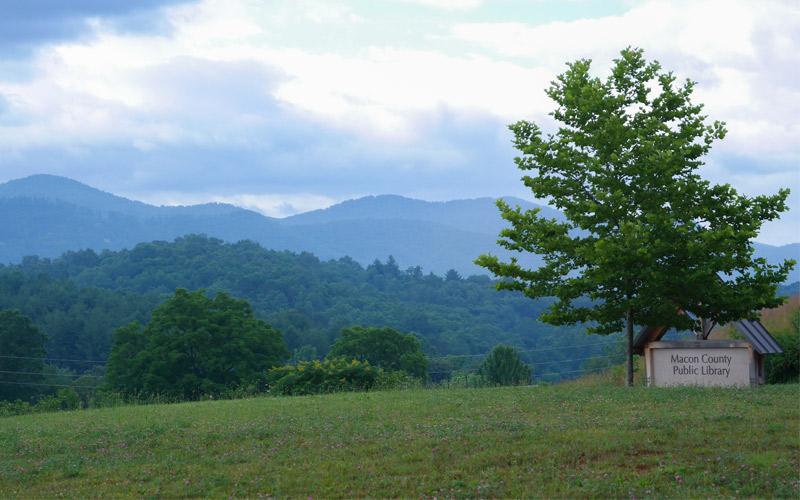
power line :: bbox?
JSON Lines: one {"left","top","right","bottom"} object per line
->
{"left": 428, "top": 369, "right": 479, "bottom": 376}
{"left": 527, "top": 354, "right": 625, "bottom": 365}
{"left": 0, "top": 354, "right": 105, "bottom": 364}
{"left": 534, "top": 365, "right": 619, "bottom": 378}
{"left": 0, "top": 370, "right": 103, "bottom": 378}
{"left": 428, "top": 354, "right": 626, "bottom": 377}
{"left": 0, "top": 380, "right": 97, "bottom": 389}
{"left": 0, "top": 338, "right": 621, "bottom": 366}
{"left": 428, "top": 339, "right": 621, "bottom": 360}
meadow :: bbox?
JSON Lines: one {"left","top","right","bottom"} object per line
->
{"left": 1, "top": 383, "right": 798, "bottom": 498}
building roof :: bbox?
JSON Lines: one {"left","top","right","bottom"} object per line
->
{"left": 731, "top": 319, "right": 784, "bottom": 355}
{"left": 633, "top": 319, "right": 783, "bottom": 355}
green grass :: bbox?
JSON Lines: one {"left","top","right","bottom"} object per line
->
{"left": 1, "top": 384, "right": 798, "bottom": 498}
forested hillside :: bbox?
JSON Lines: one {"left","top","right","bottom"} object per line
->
{"left": 1, "top": 235, "right": 615, "bottom": 379}
{"left": 0, "top": 270, "right": 159, "bottom": 368}
{"left": 2, "top": 175, "right": 797, "bottom": 280}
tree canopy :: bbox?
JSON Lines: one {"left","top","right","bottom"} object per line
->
{"left": 478, "top": 345, "right": 531, "bottom": 386}
{"left": 326, "top": 326, "right": 428, "bottom": 378}
{"left": 0, "top": 309, "right": 48, "bottom": 402}
{"left": 106, "top": 289, "right": 288, "bottom": 398}
{"left": 6, "top": 235, "right": 793, "bottom": 384}
{"left": 476, "top": 48, "right": 794, "bottom": 385}
{"left": 4, "top": 235, "right": 607, "bottom": 379}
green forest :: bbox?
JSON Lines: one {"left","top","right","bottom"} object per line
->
{"left": 0, "top": 235, "right": 619, "bottom": 381}
{"left": 2, "top": 234, "right": 797, "bottom": 403}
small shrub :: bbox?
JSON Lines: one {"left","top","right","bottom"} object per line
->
{"left": 479, "top": 345, "right": 531, "bottom": 386}
{"left": 766, "top": 327, "right": 799, "bottom": 384}
{"left": 0, "top": 400, "right": 33, "bottom": 417}
{"left": 267, "top": 358, "right": 381, "bottom": 396}
{"left": 439, "top": 372, "right": 489, "bottom": 389}
{"left": 327, "top": 326, "right": 428, "bottom": 378}
{"left": 374, "top": 370, "right": 423, "bottom": 391}
{"left": 88, "top": 390, "right": 127, "bottom": 409}
{"left": 36, "top": 388, "right": 81, "bottom": 412}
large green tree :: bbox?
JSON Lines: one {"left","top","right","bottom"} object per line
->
{"left": 326, "top": 326, "right": 428, "bottom": 378}
{"left": 476, "top": 48, "right": 794, "bottom": 386}
{"left": 0, "top": 309, "right": 48, "bottom": 401}
{"left": 106, "top": 289, "right": 288, "bottom": 398}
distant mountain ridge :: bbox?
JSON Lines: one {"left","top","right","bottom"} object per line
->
{"left": 283, "top": 194, "right": 565, "bottom": 235}
{"left": 1, "top": 174, "right": 797, "bottom": 281}
{"left": 0, "top": 174, "right": 254, "bottom": 218}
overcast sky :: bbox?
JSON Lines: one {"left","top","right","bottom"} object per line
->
{"left": 0, "top": 0, "right": 797, "bottom": 244}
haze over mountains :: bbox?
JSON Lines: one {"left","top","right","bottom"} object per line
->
{"left": 1, "top": 174, "right": 798, "bottom": 281}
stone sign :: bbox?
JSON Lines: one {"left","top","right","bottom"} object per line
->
{"left": 644, "top": 340, "right": 755, "bottom": 387}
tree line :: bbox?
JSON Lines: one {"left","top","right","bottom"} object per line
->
{"left": 1, "top": 288, "right": 534, "bottom": 406}
{"left": 0, "top": 234, "right": 610, "bottom": 380}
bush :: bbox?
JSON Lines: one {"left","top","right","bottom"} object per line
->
{"left": 87, "top": 390, "right": 127, "bottom": 409}
{"left": 437, "top": 372, "right": 490, "bottom": 389}
{"left": 36, "top": 388, "right": 82, "bottom": 412}
{"left": 766, "top": 329, "right": 799, "bottom": 384}
{"left": 374, "top": 370, "right": 423, "bottom": 391}
{"left": 0, "top": 400, "right": 34, "bottom": 417}
{"left": 479, "top": 345, "right": 531, "bottom": 386}
{"left": 267, "top": 358, "right": 381, "bottom": 396}
{"left": 327, "top": 326, "right": 428, "bottom": 378}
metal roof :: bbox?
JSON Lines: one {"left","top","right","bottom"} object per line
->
{"left": 632, "top": 325, "right": 668, "bottom": 354}
{"left": 633, "top": 318, "right": 783, "bottom": 355}
{"left": 732, "top": 319, "right": 784, "bottom": 355}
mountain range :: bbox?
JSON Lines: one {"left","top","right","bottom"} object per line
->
{"left": 1, "top": 174, "right": 797, "bottom": 281}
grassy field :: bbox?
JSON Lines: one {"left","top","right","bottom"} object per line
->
{"left": 1, "top": 384, "right": 798, "bottom": 498}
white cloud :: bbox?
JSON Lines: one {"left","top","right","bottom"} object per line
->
{"left": 396, "top": 0, "right": 483, "bottom": 10}
{"left": 450, "top": 0, "right": 800, "bottom": 163}
{"left": 269, "top": 47, "right": 553, "bottom": 138}
{"left": 0, "top": 1, "right": 552, "bottom": 145}
{"left": 451, "top": 0, "right": 759, "bottom": 64}
{"left": 301, "top": 1, "right": 364, "bottom": 23}
{"left": 133, "top": 191, "right": 339, "bottom": 217}
{"left": 2, "top": 0, "right": 797, "bottom": 155}
{"left": 0, "top": 0, "right": 797, "bottom": 243}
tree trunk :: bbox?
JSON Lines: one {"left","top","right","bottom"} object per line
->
{"left": 626, "top": 307, "right": 634, "bottom": 387}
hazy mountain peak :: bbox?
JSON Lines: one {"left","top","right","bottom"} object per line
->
{"left": 0, "top": 174, "right": 796, "bottom": 282}
{"left": 0, "top": 174, "right": 98, "bottom": 198}
{"left": 0, "top": 174, "right": 157, "bottom": 216}
{"left": 283, "top": 193, "right": 561, "bottom": 235}
{"left": 2, "top": 174, "right": 107, "bottom": 193}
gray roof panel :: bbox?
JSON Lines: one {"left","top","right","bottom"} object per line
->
{"left": 634, "top": 318, "right": 783, "bottom": 355}
{"left": 733, "top": 319, "right": 783, "bottom": 354}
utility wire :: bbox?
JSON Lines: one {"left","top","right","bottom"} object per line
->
{"left": 427, "top": 353, "right": 625, "bottom": 374}
{"left": 428, "top": 339, "right": 620, "bottom": 360}
{"left": 428, "top": 354, "right": 626, "bottom": 377}
{"left": 523, "top": 353, "right": 625, "bottom": 365}
{"left": 0, "top": 354, "right": 106, "bottom": 364}
{"left": 0, "top": 380, "right": 97, "bottom": 389}
{"left": 0, "top": 340, "right": 621, "bottom": 365}
{"left": 534, "top": 366, "right": 620, "bottom": 378}
{"left": 0, "top": 370, "right": 103, "bottom": 378}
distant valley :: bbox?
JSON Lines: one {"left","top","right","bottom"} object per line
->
{"left": 1, "top": 174, "right": 798, "bottom": 282}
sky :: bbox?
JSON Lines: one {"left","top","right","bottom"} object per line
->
{"left": 0, "top": 0, "right": 797, "bottom": 244}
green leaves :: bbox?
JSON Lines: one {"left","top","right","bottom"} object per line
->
{"left": 326, "top": 326, "right": 428, "bottom": 379}
{"left": 0, "top": 310, "right": 48, "bottom": 402}
{"left": 106, "top": 289, "right": 289, "bottom": 399}
{"left": 477, "top": 47, "right": 794, "bottom": 337}
{"left": 478, "top": 345, "right": 531, "bottom": 386}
